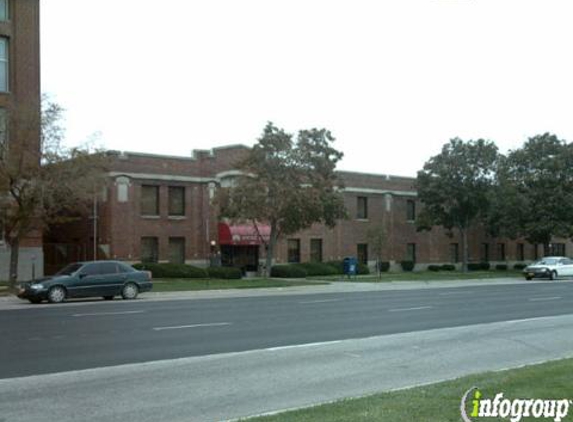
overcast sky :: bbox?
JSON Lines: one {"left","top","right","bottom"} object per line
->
{"left": 41, "top": 0, "right": 573, "bottom": 177}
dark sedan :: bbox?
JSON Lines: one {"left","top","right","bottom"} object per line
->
{"left": 18, "top": 260, "right": 153, "bottom": 304}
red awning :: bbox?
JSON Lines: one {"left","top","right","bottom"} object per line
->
{"left": 218, "top": 223, "right": 271, "bottom": 246}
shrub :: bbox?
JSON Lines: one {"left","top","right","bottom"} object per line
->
{"left": 132, "top": 263, "right": 207, "bottom": 278}
{"left": 428, "top": 265, "right": 441, "bottom": 272}
{"left": 357, "top": 262, "right": 370, "bottom": 275}
{"left": 296, "top": 262, "right": 339, "bottom": 276}
{"left": 270, "top": 265, "right": 308, "bottom": 278}
{"left": 207, "top": 267, "right": 242, "bottom": 279}
{"left": 378, "top": 261, "right": 390, "bottom": 272}
{"left": 401, "top": 260, "right": 415, "bottom": 271}
{"left": 495, "top": 264, "right": 508, "bottom": 271}
{"left": 440, "top": 264, "right": 456, "bottom": 271}
{"left": 468, "top": 262, "right": 491, "bottom": 271}
{"left": 325, "top": 260, "right": 370, "bottom": 275}
{"left": 513, "top": 263, "right": 527, "bottom": 270}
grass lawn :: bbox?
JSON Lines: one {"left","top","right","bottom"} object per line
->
{"left": 151, "top": 278, "right": 329, "bottom": 292}
{"left": 315, "top": 270, "right": 524, "bottom": 282}
{"left": 244, "top": 357, "right": 573, "bottom": 422}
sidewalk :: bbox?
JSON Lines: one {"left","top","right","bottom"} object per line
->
{"left": 0, "top": 276, "right": 566, "bottom": 311}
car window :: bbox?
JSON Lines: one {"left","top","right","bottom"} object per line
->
{"left": 55, "top": 263, "right": 82, "bottom": 276}
{"left": 117, "top": 262, "right": 135, "bottom": 273}
{"left": 99, "top": 262, "right": 120, "bottom": 275}
{"left": 539, "top": 258, "right": 558, "bottom": 265}
{"left": 81, "top": 263, "right": 102, "bottom": 276}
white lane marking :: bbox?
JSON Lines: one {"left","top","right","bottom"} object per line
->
{"left": 388, "top": 306, "right": 433, "bottom": 312}
{"left": 72, "top": 310, "right": 145, "bottom": 317}
{"left": 265, "top": 340, "right": 342, "bottom": 352}
{"left": 152, "top": 322, "right": 231, "bottom": 331}
{"left": 528, "top": 297, "right": 562, "bottom": 302}
{"left": 438, "top": 291, "right": 472, "bottom": 296}
{"left": 299, "top": 299, "right": 340, "bottom": 304}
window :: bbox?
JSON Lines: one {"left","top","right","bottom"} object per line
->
{"left": 497, "top": 243, "right": 506, "bottom": 261}
{"left": 406, "top": 243, "right": 416, "bottom": 262}
{"left": 406, "top": 200, "right": 416, "bottom": 221}
{"left": 517, "top": 243, "right": 525, "bottom": 261}
{"left": 534, "top": 244, "right": 539, "bottom": 260}
{"left": 287, "top": 239, "right": 301, "bottom": 263}
{"left": 0, "top": 38, "right": 8, "bottom": 92}
{"left": 481, "top": 243, "right": 489, "bottom": 262}
{"left": 357, "top": 196, "right": 368, "bottom": 219}
{"left": 553, "top": 243, "right": 566, "bottom": 257}
{"left": 141, "top": 185, "right": 159, "bottom": 215}
{"left": 168, "top": 186, "right": 185, "bottom": 216}
{"left": 450, "top": 243, "right": 459, "bottom": 263}
{"left": 310, "top": 239, "right": 323, "bottom": 262}
{"left": 0, "top": 108, "right": 6, "bottom": 160}
{"left": 0, "top": 0, "right": 7, "bottom": 21}
{"left": 169, "top": 237, "right": 185, "bottom": 264}
{"left": 357, "top": 243, "right": 368, "bottom": 265}
{"left": 81, "top": 263, "right": 103, "bottom": 276}
{"left": 99, "top": 262, "right": 121, "bottom": 275}
{"left": 141, "top": 237, "right": 158, "bottom": 263}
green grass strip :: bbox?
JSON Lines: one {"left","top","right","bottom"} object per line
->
{"left": 244, "top": 357, "right": 573, "bottom": 422}
{"left": 151, "top": 278, "right": 328, "bottom": 292}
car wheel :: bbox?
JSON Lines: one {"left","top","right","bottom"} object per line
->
{"left": 103, "top": 296, "right": 114, "bottom": 301}
{"left": 47, "top": 286, "right": 66, "bottom": 303}
{"left": 28, "top": 298, "right": 42, "bottom": 304}
{"left": 121, "top": 283, "right": 139, "bottom": 300}
{"left": 550, "top": 271, "right": 557, "bottom": 281}
{"left": 525, "top": 276, "right": 532, "bottom": 281}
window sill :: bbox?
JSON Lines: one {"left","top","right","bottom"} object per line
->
{"left": 356, "top": 218, "right": 369, "bottom": 222}
{"left": 168, "top": 216, "right": 187, "bottom": 220}
{"left": 141, "top": 215, "right": 161, "bottom": 219}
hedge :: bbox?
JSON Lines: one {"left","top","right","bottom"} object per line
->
{"left": 513, "top": 263, "right": 527, "bottom": 270}
{"left": 296, "top": 262, "right": 339, "bottom": 276}
{"left": 378, "top": 261, "right": 390, "bottom": 272}
{"left": 401, "top": 260, "right": 415, "bottom": 272}
{"left": 206, "top": 267, "right": 242, "bottom": 279}
{"left": 133, "top": 263, "right": 207, "bottom": 279}
{"left": 270, "top": 265, "right": 308, "bottom": 278}
{"left": 468, "top": 262, "right": 491, "bottom": 271}
{"left": 428, "top": 265, "right": 441, "bottom": 272}
{"left": 495, "top": 264, "right": 508, "bottom": 271}
{"left": 325, "top": 260, "right": 370, "bottom": 275}
{"left": 440, "top": 264, "right": 456, "bottom": 271}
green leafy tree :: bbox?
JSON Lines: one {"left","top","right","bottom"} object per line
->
{"left": 489, "top": 133, "right": 573, "bottom": 253}
{"left": 416, "top": 138, "right": 499, "bottom": 271}
{"left": 218, "top": 122, "right": 347, "bottom": 277}
{"left": 0, "top": 96, "right": 108, "bottom": 285}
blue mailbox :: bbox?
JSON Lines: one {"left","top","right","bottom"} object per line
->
{"left": 343, "top": 257, "right": 358, "bottom": 276}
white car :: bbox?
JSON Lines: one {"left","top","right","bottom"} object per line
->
{"left": 523, "top": 256, "right": 573, "bottom": 280}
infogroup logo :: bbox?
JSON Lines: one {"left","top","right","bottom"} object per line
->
{"left": 461, "top": 387, "right": 572, "bottom": 422}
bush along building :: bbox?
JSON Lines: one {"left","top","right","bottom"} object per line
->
{"left": 0, "top": 0, "right": 42, "bottom": 280}
{"left": 43, "top": 144, "right": 570, "bottom": 275}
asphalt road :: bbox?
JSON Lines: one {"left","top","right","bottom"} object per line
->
{"left": 1, "top": 281, "right": 573, "bottom": 422}
{"left": 1, "top": 281, "right": 573, "bottom": 379}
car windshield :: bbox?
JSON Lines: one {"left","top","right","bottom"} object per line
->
{"left": 55, "top": 263, "right": 83, "bottom": 276}
{"left": 535, "top": 258, "right": 559, "bottom": 266}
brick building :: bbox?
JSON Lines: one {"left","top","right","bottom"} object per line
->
{"left": 0, "top": 0, "right": 42, "bottom": 280}
{"left": 44, "top": 144, "right": 564, "bottom": 274}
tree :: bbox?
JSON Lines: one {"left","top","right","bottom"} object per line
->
{"left": 367, "top": 224, "right": 386, "bottom": 279}
{"left": 416, "top": 138, "right": 499, "bottom": 272}
{"left": 0, "top": 96, "right": 108, "bottom": 286}
{"left": 489, "top": 133, "right": 573, "bottom": 253}
{"left": 218, "top": 122, "right": 347, "bottom": 277}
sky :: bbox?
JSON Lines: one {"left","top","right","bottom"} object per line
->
{"left": 40, "top": 0, "right": 573, "bottom": 177}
